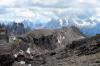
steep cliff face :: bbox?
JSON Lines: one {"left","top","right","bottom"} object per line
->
{"left": 56, "top": 26, "right": 85, "bottom": 49}
{"left": 9, "top": 23, "right": 26, "bottom": 35}
{"left": 0, "top": 22, "right": 29, "bottom": 36}
{"left": 15, "top": 26, "right": 85, "bottom": 55}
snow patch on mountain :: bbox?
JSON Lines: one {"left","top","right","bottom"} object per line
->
{"left": 0, "top": 16, "right": 100, "bottom": 36}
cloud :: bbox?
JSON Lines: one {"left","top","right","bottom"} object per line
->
{"left": 0, "top": 0, "right": 100, "bottom": 23}
{"left": 15, "top": 9, "right": 35, "bottom": 18}
{"left": 0, "top": 0, "right": 99, "bottom": 8}
{"left": 74, "top": 20, "right": 97, "bottom": 28}
{"left": 0, "top": 0, "right": 14, "bottom": 7}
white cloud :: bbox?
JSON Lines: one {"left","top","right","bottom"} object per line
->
{"left": 15, "top": 9, "right": 35, "bottom": 18}
{"left": 0, "top": 0, "right": 100, "bottom": 23}
{"left": 0, "top": 0, "right": 99, "bottom": 8}
{"left": 0, "top": 0, "right": 14, "bottom": 7}
{"left": 32, "top": 0, "right": 58, "bottom": 5}
{"left": 74, "top": 20, "right": 97, "bottom": 28}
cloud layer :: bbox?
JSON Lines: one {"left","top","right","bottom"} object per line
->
{"left": 0, "top": 0, "right": 100, "bottom": 26}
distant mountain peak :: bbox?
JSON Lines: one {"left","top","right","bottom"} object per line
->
{"left": 0, "top": 16, "right": 100, "bottom": 36}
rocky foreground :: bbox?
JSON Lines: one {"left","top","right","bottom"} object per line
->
{"left": 0, "top": 26, "right": 100, "bottom": 66}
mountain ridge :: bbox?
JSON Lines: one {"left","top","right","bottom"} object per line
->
{"left": 0, "top": 17, "right": 100, "bottom": 36}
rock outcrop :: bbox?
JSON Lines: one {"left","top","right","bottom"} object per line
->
{"left": 16, "top": 26, "right": 85, "bottom": 55}
{"left": 1, "top": 26, "right": 100, "bottom": 66}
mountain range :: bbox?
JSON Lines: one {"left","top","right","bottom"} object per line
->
{"left": 0, "top": 17, "right": 100, "bottom": 36}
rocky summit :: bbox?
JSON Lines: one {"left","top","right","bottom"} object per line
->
{"left": 0, "top": 26, "right": 100, "bottom": 66}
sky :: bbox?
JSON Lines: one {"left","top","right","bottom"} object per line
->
{"left": 0, "top": 0, "right": 100, "bottom": 24}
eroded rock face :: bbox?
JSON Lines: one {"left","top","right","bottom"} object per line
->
{"left": 0, "top": 26, "right": 89, "bottom": 66}
{"left": 56, "top": 26, "right": 85, "bottom": 49}
{"left": 18, "top": 26, "right": 85, "bottom": 52}
{"left": 65, "top": 38, "right": 100, "bottom": 56}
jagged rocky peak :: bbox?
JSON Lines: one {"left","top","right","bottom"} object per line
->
{"left": 55, "top": 26, "right": 85, "bottom": 49}
{"left": 10, "top": 22, "right": 25, "bottom": 35}
{"left": 0, "top": 22, "right": 30, "bottom": 36}
{"left": 17, "top": 26, "right": 85, "bottom": 53}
